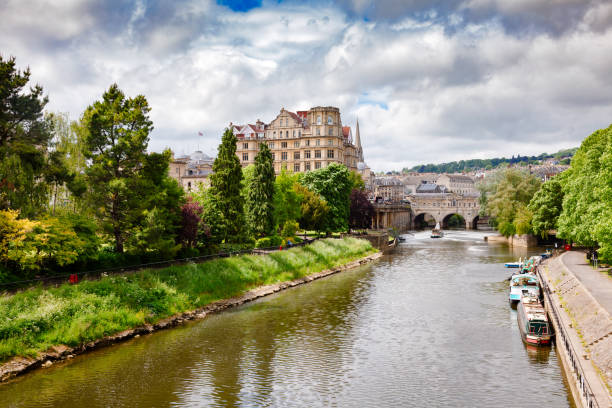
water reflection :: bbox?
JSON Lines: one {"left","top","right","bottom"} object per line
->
{"left": 1, "top": 231, "right": 573, "bottom": 407}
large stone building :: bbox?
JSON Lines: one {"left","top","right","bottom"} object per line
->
{"left": 169, "top": 150, "right": 214, "bottom": 192}
{"left": 232, "top": 106, "right": 367, "bottom": 176}
{"left": 373, "top": 177, "right": 404, "bottom": 201}
{"left": 436, "top": 174, "right": 477, "bottom": 195}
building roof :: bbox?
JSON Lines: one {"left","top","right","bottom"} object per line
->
{"left": 374, "top": 177, "right": 403, "bottom": 186}
{"left": 440, "top": 174, "right": 475, "bottom": 183}
{"left": 416, "top": 182, "right": 446, "bottom": 193}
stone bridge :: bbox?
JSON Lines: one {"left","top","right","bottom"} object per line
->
{"left": 409, "top": 193, "right": 480, "bottom": 229}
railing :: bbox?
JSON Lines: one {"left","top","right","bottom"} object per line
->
{"left": 0, "top": 238, "right": 321, "bottom": 291}
{"left": 538, "top": 267, "right": 601, "bottom": 408}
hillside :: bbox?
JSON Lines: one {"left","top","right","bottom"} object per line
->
{"left": 403, "top": 147, "right": 577, "bottom": 174}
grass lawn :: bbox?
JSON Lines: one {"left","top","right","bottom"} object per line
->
{"left": 0, "top": 238, "right": 375, "bottom": 362}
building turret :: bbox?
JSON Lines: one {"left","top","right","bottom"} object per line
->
{"left": 355, "top": 118, "right": 364, "bottom": 162}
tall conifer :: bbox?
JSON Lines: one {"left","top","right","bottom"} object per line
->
{"left": 246, "top": 143, "right": 275, "bottom": 237}
{"left": 209, "top": 128, "right": 244, "bottom": 241}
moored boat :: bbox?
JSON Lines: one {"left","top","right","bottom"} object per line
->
{"left": 509, "top": 273, "right": 539, "bottom": 306}
{"left": 517, "top": 293, "right": 552, "bottom": 346}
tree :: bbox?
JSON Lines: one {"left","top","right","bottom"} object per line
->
{"left": 300, "top": 163, "right": 352, "bottom": 232}
{"left": 82, "top": 84, "right": 153, "bottom": 253}
{"left": 245, "top": 143, "right": 275, "bottom": 237}
{"left": 349, "top": 189, "right": 373, "bottom": 231}
{"left": 208, "top": 128, "right": 244, "bottom": 241}
{"left": 273, "top": 169, "right": 302, "bottom": 231}
{"left": 0, "top": 56, "right": 53, "bottom": 217}
{"left": 349, "top": 170, "right": 365, "bottom": 190}
{"left": 557, "top": 124, "right": 612, "bottom": 261}
{"left": 486, "top": 168, "right": 541, "bottom": 236}
{"left": 528, "top": 177, "right": 564, "bottom": 238}
{"left": 294, "top": 184, "right": 329, "bottom": 234}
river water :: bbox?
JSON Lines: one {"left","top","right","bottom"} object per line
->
{"left": 1, "top": 231, "right": 573, "bottom": 407}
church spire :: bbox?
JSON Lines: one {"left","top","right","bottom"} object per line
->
{"left": 355, "top": 118, "right": 364, "bottom": 162}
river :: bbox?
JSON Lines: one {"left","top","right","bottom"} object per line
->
{"left": 1, "top": 231, "right": 573, "bottom": 407}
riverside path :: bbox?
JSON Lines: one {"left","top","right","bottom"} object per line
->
{"left": 561, "top": 250, "right": 612, "bottom": 314}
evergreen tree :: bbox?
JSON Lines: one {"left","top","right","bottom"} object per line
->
{"left": 0, "top": 56, "right": 54, "bottom": 217}
{"left": 209, "top": 128, "right": 244, "bottom": 241}
{"left": 245, "top": 143, "right": 275, "bottom": 237}
{"left": 82, "top": 84, "right": 153, "bottom": 253}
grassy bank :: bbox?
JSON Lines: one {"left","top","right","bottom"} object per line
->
{"left": 0, "top": 238, "right": 375, "bottom": 363}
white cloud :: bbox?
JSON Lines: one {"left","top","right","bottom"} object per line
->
{"left": 1, "top": 0, "right": 611, "bottom": 170}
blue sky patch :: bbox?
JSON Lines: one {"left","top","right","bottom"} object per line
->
{"left": 217, "top": 0, "right": 262, "bottom": 12}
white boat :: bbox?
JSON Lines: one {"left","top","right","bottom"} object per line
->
{"left": 509, "top": 273, "right": 540, "bottom": 306}
{"left": 517, "top": 293, "right": 552, "bottom": 346}
{"left": 431, "top": 222, "right": 444, "bottom": 238}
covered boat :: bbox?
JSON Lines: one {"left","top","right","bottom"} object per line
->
{"left": 431, "top": 222, "right": 444, "bottom": 238}
{"left": 517, "top": 293, "right": 552, "bottom": 346}
{"left": 509, "top": 273, "right": 539, "bottom": 306}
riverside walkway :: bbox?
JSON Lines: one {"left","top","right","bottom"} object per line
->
{"left": 561, "top": 251, "right": 612, "bottom": 314}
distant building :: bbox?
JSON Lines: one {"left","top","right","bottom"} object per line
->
{"left": 436, "top": 174, "right": 477, "bottom": 196}
{"left": 530, "top": 164, "right": 568, "bottom": 182}
{"left": 416, "top": 181, "right": 447, "bottom": 194}
{"left": 374, "top": 177, "right": 404, "bottom": 201}
{"left": 169, "top": 150, "right": 215, "bottom": 192}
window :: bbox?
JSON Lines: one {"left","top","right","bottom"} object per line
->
{"left": 281, "top": 151, "right": 287, "bottom": 161}
{"left": 316, "top": 139, "right": 321, "bottom": 146}
{"left": 281, "top": 142, "right": 288, "bottom": 148}
{"left": 328, "top": 139, "right": 333, "bottom": 146}
{"left": 298, "top": 130, "right": 301, "bottom": 137}
{"left": 286, "top": 131, "right": 289, "bottom": 138}
{"left": 327, "top": 115, "right": 333, "bottom": 125}
{"left": 293, "top": 130, "right": 296, "bottom": 137}
{"left": 316, "top": 128, "right": 321, "bottom": 136}
{"left": 187, "top": 182, "right": 192, "bottom": 190}
{"left": 271, "top": 153, "right": 275, "bottom": 160}
{"left": 317, "top": 115, "right": 321, "bottom": 125}
{"left": 242, "top": 153, "right": 248, "bottom": 161}
{"left": 305, "top": 162, "right": 311, "bottom": 171}
{"left": 327, "top": 149, "right": 334, "bottom": 159}
{"left": 294, "top": 151, "right": 300, "bottom": 160}
{"left": 175, "top": 167, "right": 179, "bottom": 174}
{"left": 273, "top": 131, "right": 276, "bottom": 138}
{"left": 315, "top": 161, "right": 321, "bottom": 169}
{"left": 315, "top": 150, "right": 321, "bottom": 158}
{"left": 306, "top": 139, "right": 310, "bottom": 146}
{"left": 294, "top": 141, "right": 300, "bottom": 147}
{"left": 294, "top": 163, "right": 300, "bottom": 172}
{"left": 328, "top": 128, "right": 333, "bottom": 136}
{"left": 305, "top": 150, "right": 311, "bottom": 159}
{"left": 243, "top": 143, "right": 249, "bottom": 149}
{"left": 268, "top": 142, "right": 275, "bottom": 148}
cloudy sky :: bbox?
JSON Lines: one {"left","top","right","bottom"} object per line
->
{"left": 2, "top": 0, "right": 612, "bottom": 171}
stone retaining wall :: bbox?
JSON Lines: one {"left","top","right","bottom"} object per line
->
{"left": 0, "top": 251, "right": 383, "bottom": 383}
{"left": 542, "top": 255, "right": 612, "bottom": 405}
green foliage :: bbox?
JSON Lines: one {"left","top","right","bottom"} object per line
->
{"left": 486, "top": 168, "right": 541, "bottom": 234}
{"left": 209, "top": 128, "right": 244, "bottom": 242}
{"left": 294, "top": 184, "right": 329, "bottom": 233}
{"left": 0, "top": 56, "right": 54, "bottom": 217}
{"left": 254, "top": 235, "right": 283, "bottom": 248}
{"left": 349, "top": 170, "right": 365, "bottom": 190}
{"left": 528, "top": 177, "right": 564, "bottom": 238}
{"left": 557, "top": 124, "right": 612, "bottom": 262}
{"left": 0, "top": 237, "right": 375, "bottom": 362}
{"left": 513, "top": 204, "right": 533, "bottom": 235}
{"left": 245, "top": 144, "right": 275, "bottom": 237}
{"left": 82, "top": 84, "right": 153, "bottom": 253}
{"left": 498, "top": 221, "right": 516, "bottom": 237}
{"left": 281, "top": 220, "right": 299, "bottom": 237}
{"left": 299, "top": 163, "right": 352, "bottom": 232}
{"left": 404, "top": 147, "right": 578, "bottom": 174}
{"left": 273, "top": 169, "right": 302, "bottom": 230}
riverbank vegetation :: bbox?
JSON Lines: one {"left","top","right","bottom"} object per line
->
{"left": 0, "top": 237, "right": 375, "bottom": 362}
{"left": 480, "top": 124, "right": 612, "bottom": 263}
{"left": 0, "top": 56, "right": 373, "bottom": 286}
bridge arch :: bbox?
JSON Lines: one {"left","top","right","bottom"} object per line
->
{"left": 442, "top": 213, "right": 466, "bottom": 229}
{"left": 413, "top": 212, "right": 437, "bottom": 229}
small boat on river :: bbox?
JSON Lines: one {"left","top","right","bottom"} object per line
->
{"left": 517, "top": 293, "right": 552, "bottom": 346}
{"left": 431, "top": 223, "right": 444, "bottom": 238}
{"left": 505, "top": 262, "right": 522, "bottom": 268}
{"left": 509, "top": 273, "right": 539, "bottom": 306}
